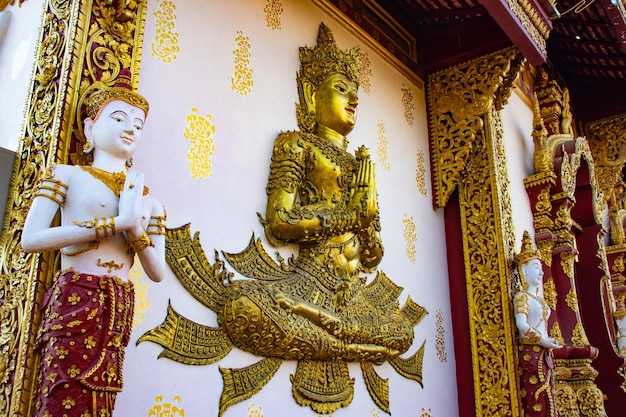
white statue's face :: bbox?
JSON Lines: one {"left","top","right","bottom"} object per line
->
{"left": 85, "top": 99, "right": 146, "bottom": 160}
{"left": 522, "top": 258, "right": 543, "bottom": 287}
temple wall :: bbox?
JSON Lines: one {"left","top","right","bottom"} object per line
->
{"left": 114, "top": 1, "right": 458, "bottom": 416}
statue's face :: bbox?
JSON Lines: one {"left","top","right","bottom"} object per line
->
{"left": 522, "top": 258, "right": 543, "bottom": 287}
{"left": 314, "top": 73, "right": 358, "bottom": 136}
{"left": 87, "top": 99, "right": 146, "bottom": 160}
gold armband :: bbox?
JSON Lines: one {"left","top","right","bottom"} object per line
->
{"left": 129, "top": 230, "right": 154, "bottom": 252}
{"left": 35, "top": 177, "right": 69, "bottom": 206}
{"left": 147, "top": 211, "right": 167, "bottom": 236}
{"left": 73, "top": 216, "right": 117, "bottom": 241}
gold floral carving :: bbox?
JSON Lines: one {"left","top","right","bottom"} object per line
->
{"left": 359, "top": 51, "right": 372, "bottom": 95}
{"left": 587, "top": 113, "right": 626, "bottom": 206}
{"left": 420, "top": 407, "right": 433, "bottom": 417}
{"left": 247, "top": 403, "right": 264, "bottom": 417}
{"left": 555, "top": 358, "right": 606, "bottom": 416}
{"left": 435, "top": 309, "right": 448, "bottom": 362}
{"left": 401, "top": 84, "right": 414, "bottom": 126}
{"left": 428, "top": 47, "right": 524, "bottom": 417}
{"left": 504, "top": 0, "right": 550, "bottom": 56}
{"left": 550, "top": 322, "right": 565, "bottom": 347}
{"left": 403, "top": 214, "right": 417, "bottom": 263}
{"left": 543, "top": 277, "right": 557, "bottom": 310}
{"left": 264, "top": 0, "right": 283, "bottom": 30}
{"left": 565, "top": 288, "right": 579, "bottom": 313}
{"left": 231, "top": 30, "right": 254, "bottom": 96}
{"left": 416, "top": 149, "right": 427, "bottom": 196}
{"left": 148, "top": 395, "right": 185, "bottom": 417}
{"left": 0, "top": 1, "right": 146, "bottom": 415}
{"left": 151, "top": 0, "right": 180, "bottom": 63}
{"left": 376, "top": 120, "right": 390, "bottom": 172}
{"left": 560, "top": 251, "right": 575, "bottom": 280}
{"left": 571, "top": 323, "right": 590, "bottom": 348}
{"left": 129, "top": 255, "right": 149, "bottom": 327}
{"left": 184, "top": 107, "right": 216, "bottom": 179}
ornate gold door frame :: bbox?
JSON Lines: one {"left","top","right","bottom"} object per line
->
{"left": 427, "top": 47, "right": 524, "bottom": 416}
{"left": 0, "top": 1, "right": 146, "bottom": 415}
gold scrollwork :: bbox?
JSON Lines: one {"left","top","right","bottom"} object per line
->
{"left": 543, "top": 277, "right": 557, "bottom": 310}
{"left": 565, "top": 288, "right": 579, "bottom": 313}
{"left": 415, "top": 149, "right": 427, "bottom": 196}
{"left": 231, "top": 30, "right": 253, "bottom": 96}
{"left": 571, "top": 322, "right": 590, "bottom": 348}
{"left": 401, "top": 84, "right": 414, "bottom": 126}
{"left": 263, "top": 0, "right": 283, "bottom": 30}
{"left": 376, "top": 120, "right": 390, "bottom": 172}
{"left": 550, "top": 322, "right": 565, "bottom": 347}
{"left": 151, "top": 0, "right": 180, "bottom": 63}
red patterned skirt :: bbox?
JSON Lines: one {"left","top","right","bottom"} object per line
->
{"left": 519, "top": 343, "right": 559, "bottom": 417}
{"left": 32, "top": 270, "right": 135, "bottom": 417}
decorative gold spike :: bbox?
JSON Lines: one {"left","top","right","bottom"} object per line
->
{"left": 401, "top": 296, "right": 428, "bottom": 327}
{"left": 361, "top": 361, "right": 390, "bottom": 414}
{"left": 363, "top": 270, "right": 403, "bottom": 309}
{"left": 290, "top": 360, "right": 354, "bottom": 414}
{"left": 137, "top": 302, "right": 232, "bottom": 365}
{"left": 222, "top": 233, "right": 293, "bottom": 280}
{"left": 218, "top": 358, "right": 283, "bottom": 417}
{"left": 389, "top": 341, "right": 426, "bottom": 387}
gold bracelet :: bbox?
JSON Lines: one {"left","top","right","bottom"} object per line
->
{"left": 74, "top": 216, "right": 116, "bottom": 242}
{"left": 129, "top": 230, "right": 153, "bottom": 252}
{"left": 147, "top": 213, "right": 166, "bottom": 236}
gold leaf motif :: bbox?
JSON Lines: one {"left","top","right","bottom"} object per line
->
{"left": 231, "top": 30, "right": 254, "bottom": 96}
{"left": 248, "top": 403, "right": 264, "bottom": 417}
{"left": 128, "top": 255, "right": 149, "bottom": 327}
{"left": 263, "top": 0, "right": 283, "bottom": 30}
{"left": 184, "top": 107, "right": 216, "bottom": 179}
{"left": 148, "top": 395, "right": 185, "bottom": 417}
{"left": 401, "top": 84, "right": 414, "bottom": 126}
{"left": 435, "top": 309, "right": 448, "bottom": 362}
{"left": 359, "top": 51, "right": 372, "bottom": 95}
{"left": 415, "top": 149, "right": 427, "bottom": 196}
{"left": 420, "top": 408, "right": 433, "bottom": 417}
{"left": 565, "top": 287, "right": 579, "bottom": 313}
{"left": 376, "top": 120, "right": 390, "bottom": 172}
{"left": 151, "top": 0, "right": 180, "bottom": 63}
{"left": 402, "top": 214, "right": 417, "bottom": 263}
{"left": 550, "top": 322, "right": 565, "bottom": 347}
{"left": 543, "top": 277, "right": 557, "bottom": 310}
{"left": 571, "top": 322, "right": 590, "bottom": 348}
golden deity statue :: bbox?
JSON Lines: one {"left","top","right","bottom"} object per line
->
{"left": 141, "top": 23, "right": 426, "bottom": 416}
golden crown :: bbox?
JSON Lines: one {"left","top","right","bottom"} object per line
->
{"left": 297, "top": 22, "right": 361, "bottom": 90}
{"left": 86, "top": 86, "right": 150, "bottom": 120}
{"left": 514, "top": 231, "right": 542, "bottom": 266}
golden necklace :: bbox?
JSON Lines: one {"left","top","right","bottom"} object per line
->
{"left": 80, "top": 166, "right": 148, "bottom": 196}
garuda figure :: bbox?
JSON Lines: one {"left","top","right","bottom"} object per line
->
{"left": 141, "top": 22, "right": 427, "bottom": 416}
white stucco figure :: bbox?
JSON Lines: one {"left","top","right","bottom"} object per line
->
{"left": 21, "top": 85, "right": 165, "bottom": 417}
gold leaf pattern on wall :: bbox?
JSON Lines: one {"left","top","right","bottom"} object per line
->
{"left": 232, "top": 30, "right": 254, "bottom": 96}
{"left": 264, "top": 0, "right": 283, "bottom": 30}
{"left": 401, "top": 84, "right": 415, "bottom": 126}
{"left": 359, "top": 50, "right": 372, "bottom": 95}
{"left": 416, "top": 149, "right": 427, "bottom": 196}
{"left": 403, "top": 214, "right": 417, "bottom": 263}
{"left": 184, "top": 107, "right": 216, "bottom": 179}
{"left": 435, "top": 309, "right": 448, "bottom": 362}
{"left": 248, "top": 403, "right": 264, "bottom": 417}
{"left": 151, "top": 0, "right": 180, "bottom": 63}
{"left": 420, "top": 408, "right": 433, "bottom": 417}
{"left": 376, "top": 120, "right": 390, "bottom": 172}
{"left": 148, "top": 395, "right": 185, "bottom": 417}
{"left": 128, "top": 255, "right": 149, "bottom": 328}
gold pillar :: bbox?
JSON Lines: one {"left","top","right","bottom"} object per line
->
{"left": 0, "top": 1, "right": 147, "bottom": 415}
{"left": 428, "top": 47, "right": 524, "bottom": 416}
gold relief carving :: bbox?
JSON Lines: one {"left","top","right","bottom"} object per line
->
{"left": 555, "top": 381, "right": 579, "bottom": 417}
{"left": 571, "top": 323, "right": 590, "bottom": 348}
{"left": 619, "top": 367, "right": 626, "bottom": 394}
{"left": 587, "top": 114, "right": 626, "bottom": 206}
{"left": 543, "top": 277, "right": 557, "bottom": 310}
{"left": 184, "top": 107, "right": 216, "bottom": 179}
{"left": 264, "top": 0, "right": 283, "bottom": 30}
{"left": 148, "top": 395, "right": 185, "bottom": 417}
{"left": 550, "top": 322, "right": 565, "bottom": 346}
{"left": 0, "top": 0, "right": 25, "bottom": 12}
{"left": 565, "top": 288, "right": 579, "bottom": 313}
{"left": 416, "top": 149, "right": 427, "bottom": 196}
{"left": 435, "top": 309, "right": 448, "bottom": 362}
{"left": 402, "top": 214, "right": 417, "bottom": 263}
{"left": 537, "top": 239, "right": 555, "bottom": 267}
{"left": 0, "top": 0, "right": 146, "bottom": 415}
{"left": 129, "top": 255, "right": 149, "bottom": 328}
{"left": 554, "top": 359, "right": 607, "bottom": 417}
{"left": 576, "top": 384, "right": 606, "bottom": 417}
{"left": 376, "top": 120, "right": 390, "bottom": 172}
{"left": 151, "top": 0, "right": 180, "bottom": 63}
{"left": 504, "top": 0, "right": 549, "bottom": 55}
{"left": 428, "top": 47, "right": 522, "bottom": 208}
{"left": 401, "top": 84, "right": 414, "bottom": 126}
{"left": 359, "top": 51, "right": 372, "bottom": 95}
{"left": 231, "top": 30, "right": 254, "bottom": 96}
{"left": 531, "top": 94, "right": 552, "bottom": 173}
{"left": 427, "top": 48, "right": 522, "bottom": 416}
{"left": 361, "top": 361, "right": 390, "bottom": 413}
{"left": 560, "top": 252, "right": 575, "bottom": 279}
{"left": 611, "top": 256, "right": 625, "bottom": 276}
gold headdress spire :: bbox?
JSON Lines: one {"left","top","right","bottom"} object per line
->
{"left": 86, "top": 72, "right": 149, "bottom": 121}
{"left": 515, "top": 231, "right": 541, "bottom": 266}
{"left": 296, "top": 23, "right": 361, "bottom": 132}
